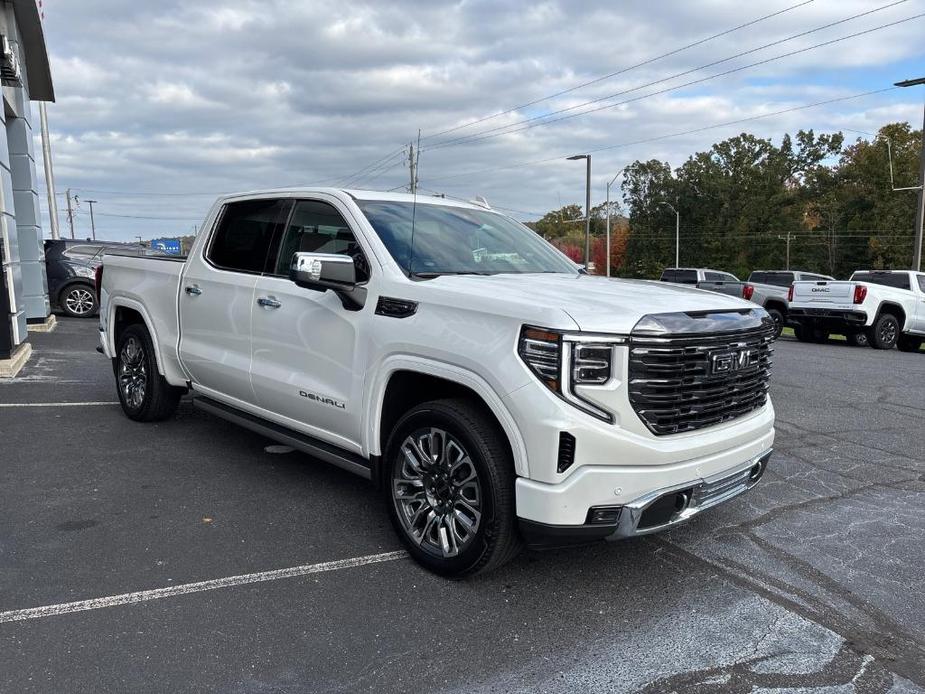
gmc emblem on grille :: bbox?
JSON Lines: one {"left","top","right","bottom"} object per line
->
{"left": 710, "top": 349, "right": 758, "bottom": 375}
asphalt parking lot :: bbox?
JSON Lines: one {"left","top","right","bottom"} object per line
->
{"left": 1, "top": 318, "right": 924, "bottom": 693}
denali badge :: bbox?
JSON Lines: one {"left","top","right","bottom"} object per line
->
{"left": 710, "top": 349, "right": 758, "bottom": 375}
{"left": 299, "top": 390, "right": 346, "bottom": 409}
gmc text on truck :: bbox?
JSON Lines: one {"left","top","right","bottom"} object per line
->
{"left": 789, "top": 270, "right": 925, "bottom": 351}
{"left": 98, "top": 188, "right": 776, "bottom": 577}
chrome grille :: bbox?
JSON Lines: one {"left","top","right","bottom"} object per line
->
{"left": 628, "top": 322, "right": 774, "bottom": 435}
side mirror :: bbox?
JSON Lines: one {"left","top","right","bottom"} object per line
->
{"left": 289, "top": 252, "right": 366, "bottom": 310}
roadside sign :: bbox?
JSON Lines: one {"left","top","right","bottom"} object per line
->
{"left": 152, "top": 238, "right": 182, "bottom": 255}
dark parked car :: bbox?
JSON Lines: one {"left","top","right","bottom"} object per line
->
{"left": 44, "top": 240, "right": 162, "bottom": 317}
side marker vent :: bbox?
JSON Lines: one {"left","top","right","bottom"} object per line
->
{"left": 375, "top": 297, "right": 418, "bottom": 319}
{"left": 557, "top": 432, "right": 576, "bottom": 474}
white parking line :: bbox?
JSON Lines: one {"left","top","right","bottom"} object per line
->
{"left": 0, "top": 550, "right": 408, "bottom": 624}
{"left": 0, "top": 401, "right": 119, "bottom": 408}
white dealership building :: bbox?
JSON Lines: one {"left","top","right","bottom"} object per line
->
{"left": 0, "top": 0, "right": 54, "bottom": 372}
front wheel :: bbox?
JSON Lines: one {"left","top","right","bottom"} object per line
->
{"left": 114, "top": 324, "right": 182, "bottom": 421}
{"left": 868, "top": 314, "right": 899, "bottom": 350}
{"left": 384, "top": 399, "right": 522, "bottom": 578}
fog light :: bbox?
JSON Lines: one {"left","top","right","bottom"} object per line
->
{"left": 587, "top": 506, "right": 622, "bottom": 525}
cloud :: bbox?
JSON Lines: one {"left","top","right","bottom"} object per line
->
{"left": 35, "top": 0, "right": 925, "bottom": 240}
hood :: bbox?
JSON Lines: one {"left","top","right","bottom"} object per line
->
{"left": 425, "top": 273, "right": 755, "bottom": 333}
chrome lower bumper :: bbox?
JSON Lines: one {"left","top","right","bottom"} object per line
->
{"left": 607, "top": 449, "right": 771, "bottom": 540}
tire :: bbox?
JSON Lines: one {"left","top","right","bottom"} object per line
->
{"left": 766, "top": 308, "right": 785, "bottom": 339}
{"left": 59, "top": 284, "right": 97, "bottom": 318}
{"left": 384, "top": 398, "right": 522, "bottom": 578}
{"left": 846, "top": 331, "right": 869, "bottom": 348}
{"left": 867, "top": 313, "right": 900, "bottom": 350}
{"left": 810, "top": 329, "right": 830, "bottom": 343}
{"left": 897, "top": 334, "right": 923, "bottom": 353}
{"left": 113, "top": 323, "right": 182, "bottom": 422}
{"left": 793, "top": 325, "right": 814, "bottom": 343}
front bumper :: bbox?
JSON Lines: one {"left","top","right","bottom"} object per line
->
{"left": 519, "top": 449, "right": 772, "bottom": 549}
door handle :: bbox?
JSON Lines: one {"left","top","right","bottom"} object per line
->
{"left": 257, "top": 296, "right": 282, "bottom": 309}
{"left": 185, "top": 285, "right": 202, "bottom": 296}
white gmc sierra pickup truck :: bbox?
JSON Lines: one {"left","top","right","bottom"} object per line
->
{"left": 97, "top": 188, "right": 775, "bottom": 576}
{"left": 789, "top": 270, "right": 925, "bottom": 351}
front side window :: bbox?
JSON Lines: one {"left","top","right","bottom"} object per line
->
{"left": 207, "top": 199, "right": 289, "bottom": 273}
{"left": 356, "top": 200, "right": 577, "bottom": 276}
{"left": 704, "top": 272, "right": 724, "bottom": 281}
{"left": 917, "top": 275, "right": 925, "bottom": 293}
{"left": 273, "top": 200, "right": 369, "bottom": 281}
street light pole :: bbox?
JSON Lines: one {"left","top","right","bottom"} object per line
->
{"left": 567, "top": 154, "right": 592, "bottom": 270}
{"left": 86, "top": 200, "right": 98, "bottom": 241}
{"left": 605, "top": 170, "right": 623, "bottom": 278}
{"left": 895, "top": 77, "right": 925, "bottom": 271}
{"left": 658, "top": 201, "right": 680, "bottom": 267}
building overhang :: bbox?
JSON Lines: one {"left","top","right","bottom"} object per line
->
{"left": 12, "top": 0, "right": 53, "bottom": 101}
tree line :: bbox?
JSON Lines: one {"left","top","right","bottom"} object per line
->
{"left": 527, "top": 122, "right": 922, "bottom": 279}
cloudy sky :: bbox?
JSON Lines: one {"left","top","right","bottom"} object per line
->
{"left": 37, "top": 0, "right": 925, "bottom": 242}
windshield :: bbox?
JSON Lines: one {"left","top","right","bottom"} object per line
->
{"left": 356, "top": 200, "right": 578, "bottom": 276}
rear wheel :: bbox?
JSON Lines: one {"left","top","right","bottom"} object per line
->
{"left": 897, "top": 334, "right": 923, "bottom": 353}
{"left": 846, "top": 331, "right": 869, "bottom": 348}
{"left": 868, "top": 314, "right": 899, "bottom": 350}
{"left": 60, "top": 284, "right": 97, "bottom": 318}
{"left": 114, "top": 324, "right": 182, "bottom": 421}
{"left": 766, "top": 308, "right": 785, "bottom": 339}
{"left": 384, "top": 399, "right": 521, "bottom": 578}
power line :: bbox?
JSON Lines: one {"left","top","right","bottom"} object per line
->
{"left": 422, "top": 0, "right": 818, "bottom": 141}
{"left": 424, "top": 3, "right": 916, "bottom": 152}
{"left": 424, "top": 87, "right": 898, "bottom": 184}
{"left": 94, "top": 212, "right": 204, "bottom": 221}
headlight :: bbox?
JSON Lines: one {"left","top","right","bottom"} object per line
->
{"left": 518, "top": 326, "right": 621, "bottom": 423}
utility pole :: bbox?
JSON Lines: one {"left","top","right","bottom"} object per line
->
{"left": 86, "top": 200, "right": 97, "bottom": 240}
{"left": 605, "top": 170, "right": 623, "bottom": 278}
{"left": 894, "top": 77, "right": 925, "bottom": 271}
{"left": 777, "top": 231, "right": 793, "bottom": 270}
{"left": 65, "top": 188, "right": 75, "bottom": 239}
{"left": 567, "top": 154, "right": 592, "bottom": 269}
{"left": 408, "top": 142, "right": 417, "bottom": 194}
{"left": 38, "top": 103, "right": 60, "bottom": 239}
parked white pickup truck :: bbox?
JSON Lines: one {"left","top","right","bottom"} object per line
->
{"left": 789, "top": 270, "right": 925, "bottom": 351}
{"left": 97, "top": 188, "right": 775, "bottom": 576}
{"left": 743, "top": 270, "right": 834, "bottom": 338}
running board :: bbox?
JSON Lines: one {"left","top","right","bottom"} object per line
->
{"left": 193, "top": 396, "right": 372, "bottom": 480}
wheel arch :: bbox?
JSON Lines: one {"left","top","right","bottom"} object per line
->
{"left": 876, "top": 301, "right": 907, "bottom": 329}
{"left": 764, "top": 298, "right": 787, "bottom": 316}
{"left": 106, "top": 298, "right": 166, "bottom": 377}
{"left": 367, "top": 359, "right": 529, "bottom": 479}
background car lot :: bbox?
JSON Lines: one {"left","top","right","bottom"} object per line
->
{"left": 1, "top": 319, "right": 924, "bottom": 693}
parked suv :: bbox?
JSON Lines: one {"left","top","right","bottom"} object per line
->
{"left": 45, "top": 239, "right": 161, "bottom": 317}
{"left": 659, "top": 268, "right": 745, "bottom": 298}
{"left": 743, "top": 270, "right": 834, "bottom": 338}
{"left": 98, "top": 189, "right": 775, "bottom": 577}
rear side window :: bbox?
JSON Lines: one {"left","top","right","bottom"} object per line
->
{"left": 851, "top": 272, "right": 911, "bottom": 290}
{"left": 750, "top": 272, "right": 793, "bottom": 286}
{"left": 917, "top": 276, "right": 925, "bottom": 293}
{"left": 207, "top": 199, "right": 289, "bottom": 273}
{"left": 661, "top": 269, "right": 697, "bottom": 284}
